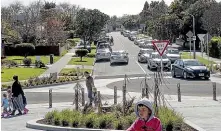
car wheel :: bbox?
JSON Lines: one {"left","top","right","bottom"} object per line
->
{"left": 171, "top": 69, "right": 176, "bottom": 78}
{"left": 183, "top": 71, "right": 188, "bottom": 79}
{"left": 138, "top": 57, "right": 140, "bottom": 62}
{"left": 205, "top": 77, "right": 209, "bottom": 80}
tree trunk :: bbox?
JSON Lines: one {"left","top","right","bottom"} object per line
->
{"left": 80, "top": 56, "right": 83, "bottom": 62}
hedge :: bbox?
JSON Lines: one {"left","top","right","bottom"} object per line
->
{"left": 15, "top": 43, "right": 35, "bottom": 56}
{"left": 209, "top": 37, "right": 221, "bottom": 58}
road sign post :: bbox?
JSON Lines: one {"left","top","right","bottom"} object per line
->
{"left": 152, "top": 40, "right": 170, "bottom": 102}
{"left": 186, "top": 31, "right": 194, "bottom": 58}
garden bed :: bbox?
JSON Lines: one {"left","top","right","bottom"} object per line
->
{"left": 36, "top": 103, "right": 197, "bottom": 131}
{"left": 1, "top": 76, "right": 82, "bottom": 90}
{"left": 59, "top": 68, "right": 92, "bottom": 76}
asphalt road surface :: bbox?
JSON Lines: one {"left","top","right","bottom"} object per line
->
{"left": 1, "top": 92, "right": 114, "bottom": 104}
{"left": 93, "top": 32, "right": 170, "bottom": 79}
{"left": 107, "top": 77, "right": 221, "bottom": 97}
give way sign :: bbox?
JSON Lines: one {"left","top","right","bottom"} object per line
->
{"left": 152, "top": 40, "right": 170, "bottom": 56}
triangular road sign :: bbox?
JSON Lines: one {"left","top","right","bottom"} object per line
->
{"left": 203, "top": 33, "right": 212, "bottom": 43}
{"left": 152, "top": 40, "right": 170, "bottom": 56}
{"left": 197, "top": 34, "right": 206, "bottom": 42}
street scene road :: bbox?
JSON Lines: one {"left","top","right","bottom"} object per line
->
{"left": 94, "top": 32, "right": 171, "bottom": 79}
{"left": 2, "top": 0, "right": 221, "bottom": 131}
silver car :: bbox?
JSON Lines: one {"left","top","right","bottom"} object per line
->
{"left": 110, "top": 50, "right": 129, "bottom": 65}
{"left": 147, "top": 52, "right": 171, "bottom": 70}
{"left": 166, "top": 48, "right": 181, "bottom": 63}
{"left": 138, "top": 48, "right": 154, "bottom": 63}
{"left": 96, "top": 48, "right": 111, "bottom": 61}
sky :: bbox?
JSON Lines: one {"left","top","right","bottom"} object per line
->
{"left": 1, "top": 0, "right": 221, "bottom": 17}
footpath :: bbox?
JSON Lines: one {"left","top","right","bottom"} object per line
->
{"left": 2, "top": 77, "right": 221, "bottom": 131}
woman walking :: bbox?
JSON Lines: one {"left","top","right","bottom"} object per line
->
{"left": 10, "top": 75, "right": 24, "bottom": 116}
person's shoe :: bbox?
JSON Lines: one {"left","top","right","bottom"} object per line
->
{"left": 10, "top": 110, "right": 16, "bottom": 116}
{"left": 23, "top": 108, "right": 29, "bottom": 114}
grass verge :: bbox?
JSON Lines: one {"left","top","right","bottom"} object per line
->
{"left": 181, "top": 52, "right": 216, "bottom": 66}
{"left": 68, "top": 57, "right": 94, "bottom": 66}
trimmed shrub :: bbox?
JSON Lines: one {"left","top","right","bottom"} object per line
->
{"left": 23, "top": 58, "right": 32, "bottom": 66}
{"left": 208, "top": 37, "right": 221, "bottom": 58}
{"left": 87, "top": 53, "right": 95, "bottom": 58}
{"left": 75, "top": 49, "right": 89, "bottom": 61}
{"left": 15, "top": 43, "right": 35, "bottom": 56}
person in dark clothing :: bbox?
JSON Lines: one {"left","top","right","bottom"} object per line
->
{"left": 10, "top": 75, "right": 24, "bottom": 115}
{"left": 84, "top": 71, "right": 95, "bottom": 106}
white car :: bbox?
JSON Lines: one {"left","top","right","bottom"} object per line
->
{"left": 147, "top": 52, "right": 171, "bottom": 70}
{"left": 96, "top": 48, "right": 111, "bottom": 61}
{"left": 110, "top": 50, "right": 129, "bottom": 65}
{"left": 166, "top": 48, "right": 181, "bottom": 63}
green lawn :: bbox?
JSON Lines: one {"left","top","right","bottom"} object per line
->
{"left": 68, "top": 57, "right": 94, "bottom": 66}
{"left": 4, "top": 56, "right": 61, "bottom": 64}
{"left": 1, "top": 67, "right": 46, "bottom": 82}
{"left": 181, "top": 52, "right": 216, "bottom": 66}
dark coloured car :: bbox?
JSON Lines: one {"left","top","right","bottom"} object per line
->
{"left": 171, "top": 59, "right": 210, "bottom": 80}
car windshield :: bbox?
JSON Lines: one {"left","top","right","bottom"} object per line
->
{"left": 168, "top": 49, "right": 179, "bottom": 54}
{"left": 152, "top": 54, "right": 167, "bottom": 59}
{"left": 112, "top": 52, "right": 122, "bottom": 55}
{"left": 184, "top": 61, "right": 202, "bottom": 66}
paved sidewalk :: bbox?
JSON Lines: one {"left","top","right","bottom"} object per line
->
{"left": 39, "top": 48, "right": 76, "bottom": 77}
{"left": 2, "top": 77, "right": 221, "bottom": 131}
{"left": 64, "top": 65, "right": 94, "bottom": 69}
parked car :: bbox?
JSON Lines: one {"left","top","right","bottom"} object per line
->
{"left": 138, "top": 48, "right": 154, "bottom": 63}
{"left": 166, "top": 48, "right": 181, "bottom": 63}
{"left": 123, "top": 30, "right": 130, "bottom": 37}
{"left": 171, "top": 59, "right": 210, "bottom": 79}
{"left": 75, "top": 40, "right": 91, "bottom": 53}
{"left": 147, "top": 52, "right": 171, "bottom": 70}
{"left": 96, "top": 48, "right": 111, "bottom": 62}
{"left": 97, "top": 43, "right": 112, "bottom": 52}
{"left": 110, "top": 50, "right": 129, "bottom": 65}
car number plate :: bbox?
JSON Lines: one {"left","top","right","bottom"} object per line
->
{"left": 199, "top": 73, "right": 204, "bottom": 76}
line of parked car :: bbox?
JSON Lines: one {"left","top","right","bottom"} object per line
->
{"left": 121, "top": 29, "right": 210, "bottom": 80}
{"left": 95, "top": 35, "right": 129, "bottom": 65}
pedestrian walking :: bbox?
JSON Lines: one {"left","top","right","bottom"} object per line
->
{"left": 1, "top": 93, "right": 10, "bottom": 117}
{"left": 10, "top": 75, "right": 24, "bottom": 116}
{"left": 84, "top": 71, "right": 95, "bottom": 106}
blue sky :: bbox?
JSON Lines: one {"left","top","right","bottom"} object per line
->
{"left": 1, "top": 0, "right": 221, "bottom": 17}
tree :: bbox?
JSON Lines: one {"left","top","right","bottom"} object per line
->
{"left": 74, "top": 8, "right": 109, "bottom": 46}
{"left": 202, "top": 2, "right": 221, "bottom": 36}
{"left": 75, "top": 49, "right": 88, "bottom": 61}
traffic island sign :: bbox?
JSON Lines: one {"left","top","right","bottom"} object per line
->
{"left": 152, "top": 40, "right": 170, "bottom": 56}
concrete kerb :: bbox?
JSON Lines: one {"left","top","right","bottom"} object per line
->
{"left": 184, "top": 119, "right": 207, "bottom": 131}
{"left": 1, "top": 79, "right": 85, "bottom": 91}
{"left": 26, "top": 118, "right": 124, "bottom": 131}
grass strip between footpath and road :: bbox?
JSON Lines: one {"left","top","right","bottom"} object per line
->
{"left": 1, "top": 67, "right": 46, "bottom": 82}
{"left": 68, "top": 57, "right": 95, "bottom": 66}
{"left": 181, "top": 52, "right": 216, "bottom": 66}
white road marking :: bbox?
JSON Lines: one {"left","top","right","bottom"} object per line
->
{"left": 135, "top": 61, "right": 147, "bottom": 74}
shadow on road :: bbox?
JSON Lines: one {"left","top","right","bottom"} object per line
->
{"left": 110, "top": 63, "right": 128, "bottom": 67}
{"left": 95, "top": 59, "right": 110, "bottom": 63}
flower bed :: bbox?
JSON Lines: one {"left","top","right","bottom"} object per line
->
{"left": 38, "top": 102, "right": 197, "bottom": 131}
{"left": 1, "top": 76, "right": 80, "bottom": 90}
